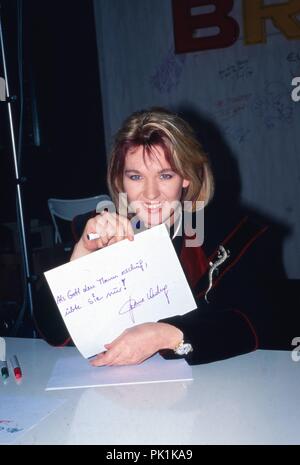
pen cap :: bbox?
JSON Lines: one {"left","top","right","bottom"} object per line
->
{"left": 10, "top": 355, "right": 22, "bottom": 379}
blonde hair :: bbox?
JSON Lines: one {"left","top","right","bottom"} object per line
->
{"left": 107, "top": 107, "right": 214, "bottom": 211}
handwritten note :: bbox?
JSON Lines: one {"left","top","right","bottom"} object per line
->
{"left": 44, "top": 224, "right": 196, "bottom": 358}
{"left": 0, "top": 396, "right": 66, "bottom": 444}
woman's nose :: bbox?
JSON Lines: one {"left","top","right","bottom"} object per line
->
{"left": 143, "top": 180, "right": 160, "bottom": 200}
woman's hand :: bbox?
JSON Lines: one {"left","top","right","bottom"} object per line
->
{"left": 71, "top": 211, "right": 134, "bottom": 260}
{"left": 89, "top": 322, "right": 183, "bottom": 366}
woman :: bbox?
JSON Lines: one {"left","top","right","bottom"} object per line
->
{"left": 66, "top": 107, "right": 293, "bottom": 366}
{"left": 35, "top": 108, "right": 294, "bottom": 364}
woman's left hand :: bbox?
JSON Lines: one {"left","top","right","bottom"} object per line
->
{"left": 89, "top": 322, "right": 183, "bottom": 366}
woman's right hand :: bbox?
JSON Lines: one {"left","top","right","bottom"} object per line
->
{"left": 70, "top": 211, "right": 134, "bottom": 260}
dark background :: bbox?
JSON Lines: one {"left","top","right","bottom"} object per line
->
{"left": 0, "top": 0, "right": 108, "bottom": 332}
{"left": 0, "top": 0, "right": 108, "bottom": 226}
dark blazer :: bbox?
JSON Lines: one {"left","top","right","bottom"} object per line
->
{"left": 159, "top": 208, "right": 296, "bottom": 365}
{"left": 34, "top": 208, "right": 298, "bottom": 364}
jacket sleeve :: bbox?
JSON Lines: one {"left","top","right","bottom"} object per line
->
{"left": 159, "top": 307, "right": 257, "bottom": 365}
{"left": 33, "top": 274, "right": 72, "bottom": 347}
{"left": 159, "top": 225, "right": 297, "bottom": 365}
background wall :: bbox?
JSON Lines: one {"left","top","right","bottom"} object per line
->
{"left": 93, "top": 0, "right": 300, "bottom": 278}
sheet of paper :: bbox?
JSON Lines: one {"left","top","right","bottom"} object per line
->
{"left": 46, "top": 353, "right": 193, "bottom": 391}
{"left": 44, "top": 224, "right": 196, "bottom": 358}
{"left": 0, "top": 396, "right": 66, "bottom": 444}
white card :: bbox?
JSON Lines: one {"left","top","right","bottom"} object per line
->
{"left": 44, "top": 224, "right": 196, "bottom": 358}
{"left": 46, "top": 353, "right": 193, "bottom": 390}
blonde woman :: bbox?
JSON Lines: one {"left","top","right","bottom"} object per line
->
{"left": 37, "top": 108, "right": 294, "bottom": 364}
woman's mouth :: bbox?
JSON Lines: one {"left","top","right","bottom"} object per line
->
{"left": 143, "top": 202, "right": 163, "bottom": 211}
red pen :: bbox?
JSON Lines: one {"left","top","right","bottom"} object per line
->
{"left": 10, "top": 355, "right": 22, "bottom": 380}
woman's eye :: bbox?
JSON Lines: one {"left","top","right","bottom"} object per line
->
{"left": 160, "top": 173, "right": 173, "bottom": 180}
{"left": 129, "top": 175, "right": 141, "bottom": 180}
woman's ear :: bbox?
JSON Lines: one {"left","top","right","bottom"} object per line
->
{"left": 182, "top": 179, "right": 190, "bottom": 188}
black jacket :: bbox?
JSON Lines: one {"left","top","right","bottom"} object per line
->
{"left": 34, "top": 208, "right": 298, "bottom": 364}
{"left": 159, "top": 208, "right": 296, "bottom": 364}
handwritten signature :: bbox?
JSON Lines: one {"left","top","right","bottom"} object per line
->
{"left": 118, "top": 283, "right": 170, "bottom": 323}
{"left": 118, "top": 297, "right": 145, "bottom": 323}
{"left": 147, "top": 284, "right": 169, "bottom": 304}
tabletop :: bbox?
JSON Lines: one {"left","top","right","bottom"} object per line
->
{"left": 1, "top": 337, "right": 299, "bottom": 445}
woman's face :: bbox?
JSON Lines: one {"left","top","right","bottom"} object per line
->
{"left": 122, "top": 145, "right": 189, "bottom": 227}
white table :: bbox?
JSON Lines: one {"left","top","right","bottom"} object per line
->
{"left": 1, "top": 337, "right": 299, "bottom": 445}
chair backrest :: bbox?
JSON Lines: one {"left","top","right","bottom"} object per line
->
{"left": 48, "top": 194, "right": 113, "bottom": 244}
